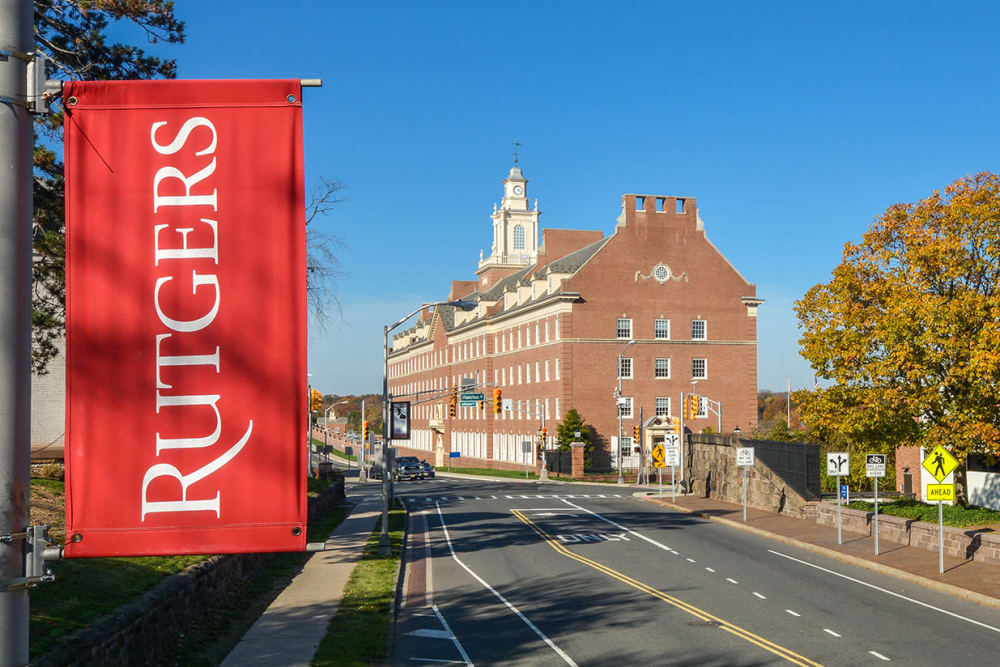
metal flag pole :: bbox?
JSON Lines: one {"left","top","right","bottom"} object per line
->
{"left": 0, "top": 2, "right": 34, "bottom": 662}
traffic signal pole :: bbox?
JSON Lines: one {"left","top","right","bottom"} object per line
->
{"left": 0, "top": 2, "right": 34, "bottom": 662}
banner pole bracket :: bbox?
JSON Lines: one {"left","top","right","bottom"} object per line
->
{"left": 0, "top": 525, "right": 61, "bottom": 591}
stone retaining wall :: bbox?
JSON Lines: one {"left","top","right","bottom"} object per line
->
{"left": 684, "top": 434, "right": 820, "bottom": 518}
{"left": 34, "top": 474, "right": 346, "bottom": 666}
{"left": 815, "top": 502, "right": 1000, "bottom": 566}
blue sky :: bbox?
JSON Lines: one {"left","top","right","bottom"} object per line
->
{"left": 132, "top": 1, "right": 1000, "bottom": 395}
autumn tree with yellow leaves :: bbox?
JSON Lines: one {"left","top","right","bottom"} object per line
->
{"left": 795, "top": 172, "right": 1000, "bottom": 504}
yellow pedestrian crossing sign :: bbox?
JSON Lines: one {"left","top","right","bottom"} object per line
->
{"left": 651, "top": 444, "right": 666, "bottom": 468}
{"left": 922, "top": 445, "right": 959, "bottom": 483}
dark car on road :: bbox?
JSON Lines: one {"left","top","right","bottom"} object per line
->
{"left": 420, "top": 460, "right": 435, "bottom": 479}
{"left": 395, "top": 456, "right": 424, "bottom": 481}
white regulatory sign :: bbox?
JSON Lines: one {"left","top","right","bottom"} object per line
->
{"left": 664, "top": 446, "right": 680, "bottom": 467}
{"left": 736, "top": 447, "right": 755, "bottom": 467}
{"left": 502, "top": 399, "right": 513, "bottom": 411}
{"left": 865, "top": 453, "right": 886, "bottom": 478}
{"left": 827, "top": 452, "right": 850, "bottom": 476}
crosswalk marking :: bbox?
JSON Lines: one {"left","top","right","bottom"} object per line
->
{"left": 403, "top": 493, "right": 632, "bottom": 505}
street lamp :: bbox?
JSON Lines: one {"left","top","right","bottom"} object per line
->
{"left": 616, "top": 339, "right": 636, "bottom": 485}
{"left": 325, "top": 399, "right": 351, "bottom": 470}
{"left": 379, "top": 298, "right": 477, "bottom": 554}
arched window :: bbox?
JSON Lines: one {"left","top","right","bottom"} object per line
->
{"left": 513, "top": 224, "right": 525, "bottom": 250}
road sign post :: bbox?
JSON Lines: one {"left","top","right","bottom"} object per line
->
{"left": 663, "top": 434, "right": 680, "bottom": 501}
{"left": 736, "top": 447, "right": 754, "bottom": 521}
{"left": 866, "top": 454, "right": 886, "bottom": 555}
{"left": 922, "top": 445, "right": 959, "bottom": 573}
{"left": 522, "top": 440, "right": 532, "bottom": 479}
{"left": 827, "top": 452, "right": 849, "bottom": 545}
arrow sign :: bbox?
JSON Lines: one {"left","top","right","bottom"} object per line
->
{"left": 826, "top": 452, "right": 849, "bottom": 476}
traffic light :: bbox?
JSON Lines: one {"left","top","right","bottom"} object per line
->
{"left": 686, "top": 394, "right": 700, "bottom": 420}
{"left": 448, "top": 386, "right": 457, "bottom": 417}
{"left": 670, "top": 416, "right": 681, "bottom": 435}
{"left": 362, "top": 420, "right": 369, "bottom": 442}
{"left": 493, "top": 388, "right": 502, "bottom": 415}
{"left": 541, "top": 427, "right": 547, "bottom": 440}
{"left": 633, "top": 424, "right": 641, "bottom": 442}
{"left": 310, "top": 389, "right": 323, "bottom": 412}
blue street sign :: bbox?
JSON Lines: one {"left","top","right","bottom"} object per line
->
{"left": 840, "top": 484, "right": 849, "bottom": 500}
{"left": 449, "top": 451, "right": 461, "bottom": 458}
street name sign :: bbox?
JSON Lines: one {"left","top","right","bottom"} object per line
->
{"left": 736, "top": 447, "right": 755, "bottom": 467}
{"left": 827, "top": 452, "right": 849, "bottom": 476}
{"left": 927, "top": 484, "right": 955, "bottom": 501}
{"left": 459, "top": 400, "right": 477, "bottom": 407}
{"left": 865, "top": 454, "right": 886, "bottom": 478}
{"left": 461, "top": 392, "right": 484, "bottom": 402}
{"left": 922, "top": 445, "right": 959, "bottom": 483}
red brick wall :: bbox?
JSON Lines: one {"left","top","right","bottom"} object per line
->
{"left": 895, "top": 446, "right": 923, "bottom": 499}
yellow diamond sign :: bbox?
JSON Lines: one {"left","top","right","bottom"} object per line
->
{"left": 922, "top": 445, "right": 959, "bottom": 483}
{"left": 651, "top": 444, "right": 666, "bottom": 468}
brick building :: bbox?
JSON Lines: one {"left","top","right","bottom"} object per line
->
{"left": 386, "top": 164, "right": 762, "bottom": 472}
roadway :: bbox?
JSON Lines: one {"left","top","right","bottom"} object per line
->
{"left": 390, "top": 476, "right": 1000, "bottom": 666}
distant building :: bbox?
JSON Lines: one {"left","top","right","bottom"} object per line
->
{"left": 387, "top": 164, "right": 763, "bottom": 471}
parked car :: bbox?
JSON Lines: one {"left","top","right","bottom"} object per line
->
{"left": 395, "top": 456, "right": 423, "bottom": 481}
{"left": 420, "top": 460, "right": 435, "bottom": 479}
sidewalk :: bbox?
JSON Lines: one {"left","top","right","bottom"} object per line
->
{"left": 220, "top": 483, "right": 382, "bottom": 667}
{"left": 641, "top": 491, "right": 1000, "bottom": 609}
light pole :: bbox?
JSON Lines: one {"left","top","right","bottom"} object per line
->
{"left": 325, "top": 399, "right": 350, "bottom": 470}
{"left": 379, "top": 298, "right": 476, "bottom": 555}
{"left": 616, "top": 339, "right": 636, "bottom": 485}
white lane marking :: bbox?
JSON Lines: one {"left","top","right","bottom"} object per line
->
{"left": 432, "top": 603, "right": 472, "bottom": 666}
{"left": 613, "top": 494, "right": 621, "bottom": 498}
{"left": 560, "top": 499, "right": 674, "bottom": 553}
{"left": 705, "top": 567, "right": 716, "bottom": 573}
{"left": 536, "top": 494, "right": 546, "bottom": 498}
{"left": 566, "top": 495, "right": 577, "bottom": 498}
{"left": 597, "top": 494, "right": 607, "bottom": 498}
{"left": 435, "top": 503, "right": 577, "bottom": 666}
{"left": 407, "top": 629, "right": 453, "bottom": 639}
{"left": 409, "top": 659, "right": 468, "bottom": 664}
{"left": 505, "top": 495, "right": 514, "bottom": 499}
{"left": 785, "top": 609, "right": 801, "bottom": 617}
{"left": 753, "top": 592, "right": 767, "bottom": 599}
{"left": 491, "top": 495, "right": 497, "bottom": 499}
{"left": 823, "top": 629, "right": 841, "bottom": 638}
{"left": 768, "top": 549, "right": 1000, "bottom": 634}
{"left": 519, "top": 494, "right": 529, "bottom": 498}
{"left": 686, "top": 558, "right": 696, "bottom": 563}
{"left": 869, "top": 651, "right": 890, "bottom": 661}
{"left": 726, "top": 578, "right": 739, "bottom": 584}
{"left": 456, "top": 497, "right": 465, "bottom": 501}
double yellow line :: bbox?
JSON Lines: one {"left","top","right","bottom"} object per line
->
{"left": 511, "top": 510, "right": 822, "bottom": 667}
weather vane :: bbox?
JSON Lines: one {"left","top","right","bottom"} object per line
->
{"left": 513, "top": 140, "right": 523, "bottom": 165}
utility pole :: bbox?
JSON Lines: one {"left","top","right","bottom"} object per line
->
{"left": 1, "top": 2, "right": 35, "bottom": 663}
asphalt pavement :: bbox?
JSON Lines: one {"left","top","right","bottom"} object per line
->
{"left": 391, "top": 476, "right": 1000, "bottom": 666}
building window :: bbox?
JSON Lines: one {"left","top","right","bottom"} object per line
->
{"left": 620, "top": 436, "right": 633, "bottom": 457}
{"left": 618, "top": 397, "right": 633, "bottom": 418}
{"left": 555, "top": 318, "right": 560, "bottom": 340}
{"left": 545, "top": 360, "right": 550, "bottom": 382}
{"left": 617, "top": 318, "right": 632, "bottom": 339}
{"left": 692, "top": 358, "right": 707, "bottom": 379}
{"left": 526, "top": 327, "right": 531, "bottom": 347}
{"left": 654, "top": 319, "right": 670, "bottom": 340}
{"left": 517, "top": 329, "right": 522, "bottom": 348}
{"left": 535, "top": 323, "right": 540, "bottom": 344}
{"left": 502, "top": 367, "right": 507, "bottom": 386}
{"left": 555, "top": 358, "right": 560, "bottom": 380}
{"left": 619, "top": 357, "right": 632, "bottom": 379}
{"left": 545, "top": 321, "right": 550, "bottom": 342}
{"left": 517, "top": 365, "right": 522, "bottom": 384}
{"left": 654, "top": 358, "right": 670, "bottom": 379}
{"left": 535, "top": 361, "right": 540, "bottom": 383}
{"left": 555, "top": 397, "right": 561, "bottom": 419}
{"left": 655, "top": 397, "right": 670, "bottom": 416}
{"left": 513, "top": 224, "right": 525, "bottom": 250}
{"left": 692, "top": 320, "right": 706, "bottom": 340}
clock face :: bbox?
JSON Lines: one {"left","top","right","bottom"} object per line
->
{"left": 513, "top": 185, "right": 524, "bottom": 196}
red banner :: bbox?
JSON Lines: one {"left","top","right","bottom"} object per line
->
{"left": 63, "top": 80, "right": 307, "bottom": 557}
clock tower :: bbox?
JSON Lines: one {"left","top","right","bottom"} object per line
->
{"left": 478, "top": 164, "right": 540, "bottom": 280}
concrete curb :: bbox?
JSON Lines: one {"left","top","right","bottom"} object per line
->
{"left": 640, "top": 494, "right": 1000, "bottom": 611}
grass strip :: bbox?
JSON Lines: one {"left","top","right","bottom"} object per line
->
{"left": 440, "top": 465, "right": 626, "bottom": 484}
{"left": 313, "top": 437, "right": 358, "bottom": 463}
{"left": 156, "top": 501, "right": 352, "bottom": 666}
{"left": 844, "top": 498, "right": 1000, "bottom": 527}
{"left": 311, "top": 501, "right": 405, "bottom": 666}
